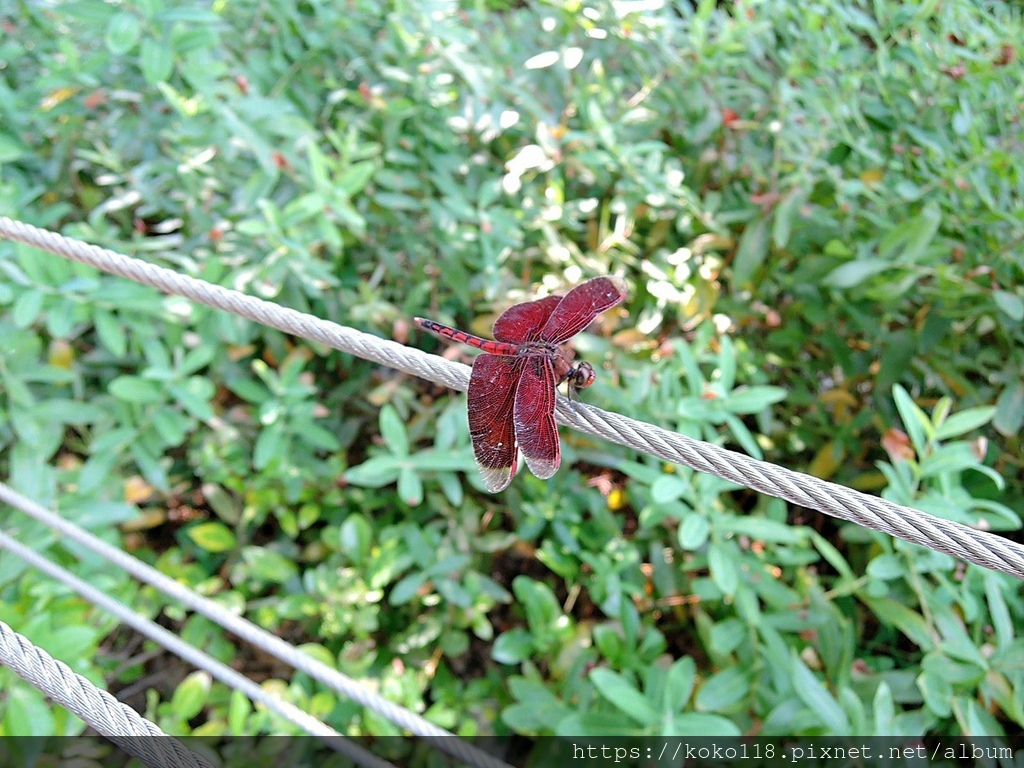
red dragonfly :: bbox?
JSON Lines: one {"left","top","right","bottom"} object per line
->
{"left": 415, "top": 276, "right": 627, "bottom": 492}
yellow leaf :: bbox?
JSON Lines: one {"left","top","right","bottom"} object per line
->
{"left": 124, "top": 475, "right": 155, "bottom": 504}
{"left": 819, "top": 388, "right": 858, "bottom": 422}
{"left": 40, "top": 87, "right": 78, "bottom": 111}
{"left": 807, "top": 440, "right": 845, "bottom": 479}
{"left": 48, "top": 340, "right": 75, "bottom": 369}
{"left": 120, "top": 509, "right": 166, "bottom": 532}
{"left": 860, "top": 168, "right": 884, "bottom": 185}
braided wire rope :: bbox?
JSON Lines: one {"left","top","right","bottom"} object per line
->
{"left": 0, "top": 482, "right": 514, "bottom": 768}
{"left": 0, "top": 529, "right": 398, "bottom": 768}
{"left": 1, "top": 216, "right": 1021, "bottom": 579}
{"left": 0, "top": 619, "right": 213, "bottom": 768}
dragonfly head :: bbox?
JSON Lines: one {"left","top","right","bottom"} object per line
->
{"left": 568, "top": 361, "right": 596, "bottom": 391}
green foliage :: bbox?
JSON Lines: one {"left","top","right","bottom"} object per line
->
{"left": 1, "top": 0, "right": 1022, "bottom": 743}
{"left": 344, "top": 404, "right": 478, "bottom": 505}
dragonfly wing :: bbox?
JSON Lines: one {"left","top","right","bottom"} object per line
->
{"left": 513, "top": 356, "right": 560, "bottom": 480}
{"left": 540, "top": 276, "right": 627, "bottom": 345}
{"left": 493, "top": 295, "right": 561, "bottom": 343}
{"left": 468, "top": 354, "right": 521, "bottom": 492}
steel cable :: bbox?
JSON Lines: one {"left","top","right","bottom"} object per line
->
{"left": 2, "top": 216, "right": 1021, "bottom": 579}
{"left": 0, "top": 618, "right": 214, "bottom": 768}
{"left": 0, "top": 529, "right": 396, "bottom": 768}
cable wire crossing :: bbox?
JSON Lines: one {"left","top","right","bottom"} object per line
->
{"left": 0, "top": 618, "right": 214, "bottom": 768}
{"left": 1, "top": 216, "right": 1021, "bottom": 579}
{"left": 0, "top": 529, "right": 398, "bottom": 768}
{"left": 0, "top": 482, "right": 513, "bottom": 768}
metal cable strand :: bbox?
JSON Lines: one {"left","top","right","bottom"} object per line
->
{"left": 0, "top": 620, "right": 213, "bottom": 768}
{"left": 1, "top": 216, "right": 1021, "bottom": 579}
{"left": 0, "top": 531, "right": 397, "bottom": 768}
{"left": 555, "top": 403, "right": 1024, "bottom": 578}
{"left": 0, "top": 481, "right": 514, "bottom": 768}
{"left": 0, "top": 217, "right": 467, "bottom": 390}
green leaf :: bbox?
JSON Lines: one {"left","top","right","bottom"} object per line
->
{"left": 0, "top": 130, "right": 28, "bottom": 163}
{"left": 678, "top": 514, "right": 708, "bottom": 550}
{"left": 694, "top": 667, "right": 747, "bottom": 712}
{"left": 791, "top": 650, "right": 850, "bottom": 734}
{"left": 555, "top": 711, "right": 642, "bottom": 736}
{"left": 590, "top": 668, "right": 659, "bottom": 726}
{"left": 170, "top": 672, "right": 211, "bottom": 720}
{"left": 895, "top": 180, "right": 923, "bottom": 200}
{"left": 918, "top": 666, "right": 952, "bottom": 717}
{"left": 203, "top": 484, "right": 239, "bottom": 524}
{"left": 514, "top": 577, "right": 565, "bottom": 637}
{"left": 715, "top": 516, "right": 806, "bottom": 544}
{"left": 593, "top": 624, "right": 624, "bottom": 663}
{"left": 93, "top": 309, "right": 127, "bottom": 356}
{"left": 503, "top": 678, "right": 568, "bottom": 731}
{"left": 140, "top": 35, "right": 174, "bottom": 84}
{"left": 12, "top": 290, "right": 44, "bottom": 327}
{"left": 240, "top": 546, "right": 298, "bottom": 584}
{"left": 732, "top": 215, "right": 769, "bottom": 288}
{"left": 338, "top": 514, "right": 372, "bottom": 563}
{"left": 155, "top": 7, "right": 222, "bottom": 23}
{"left": 109, "top": 375, "right": 165, "bottom": 404}
{"left": 723, "top": 385, "right": 787, "bottom": 414}
{"left": 823, "top": 258, "right": 891, "bottom": 288}
{"left": 661, "top": 657, "right": 696, "bottom": 712}
{"left": 408, "top": 448, "right": 475, "bottom": 472}
{"left": 151, "top": 406, "right": 189, "bottom": 446}
{"left": 228, "top": 690, "right": 252, "bottom": 734}
{"left": 188, "top": 522, "right": 237, "bottom": 553}
{"left": 374, "top": 191, "right": 422, "bottom": 211}
{"left": 899, "top": 201, "right": 941, "bottom": 264}
{"left": 4, "top": 686, "right": 54, "bottom": 736}
{"left": 862, "top": 596, "right": 934, "bottom": 650}
{"left": 344, "top": 455, "right": 401, "bottom": 487}
{"left": 73, "top": 501, "right": 138, "bottom": 528}
{"left": 397, "top": 467, "right": 423, "bottom": 506}
{"left": 992, "top": 290, "right": 1024, "bottom": 321}
{"left": 994, "top": 382, "right": 1024, "bottom": 436}
{"left": 45, "top": 296, "right": 76, "bottom": 338}
{"left": 253, "top": 422, "right": 285, "bottom": 469}
{"left": 229, "top": 377, "right": 269, "bottom": 405}
{"left": 708, "top": 618, "right": 748, "bottom": 656}
{"left": 179, "top": 345, "right": 217, "bottom": 377}
{"left": 772, "top": 183, "right": 807, "bottom": 249}
{"left": 665, "top": 713, "right": 741, "bottom": 737}
{"left": 867, "top": 553, "right": 905, "bottom": 580}
{"left": 105, "top": 12, "right": 141, "bottom": 54}
{"left": 299, "top": 423, "right": 341, "bottom": 451}
{"left": 717, "top": 335, "right": 736, "bottom": 390}
{"left": 892, "top": 384, "right": 930, "bottom": 454}
{"left": 919, "top": 443, "right": 982, "bottom": 479}
{"left": 934, "top": 406, "right": 995, "bottom": 440}
{"left": 379, "top": 405, "right": 409, "bottom": 456}
{"left": 708, "top": 543, "right": 738, "bottom": 596}
{"left": 168, "top": 378, "right": 215, "bottom": 420}
{"left": 390, "top": 572, "right": 426, "bottom": 605}
{"left": 651, "top": 475, "right": 689, "bottom": 504}
{"left": 873, "top": 682, "right": 896, "bottom": 734}
{"left": 492, "top": 629, "right": 534, "bottom": 664}
{"left": 337, "top": 161, "right": 377, "bottom": 196}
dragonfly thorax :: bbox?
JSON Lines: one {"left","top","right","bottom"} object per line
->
{"left": 515, "top": 342, "right": 592, "bottom": 391}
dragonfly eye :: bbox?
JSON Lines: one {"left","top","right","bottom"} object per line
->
{"left": 570, "top": 362, "right": 595, "bottom": 390}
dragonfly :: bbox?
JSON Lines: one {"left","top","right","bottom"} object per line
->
{"left": 414, "top": 276, "right": 627, "bottom": 492}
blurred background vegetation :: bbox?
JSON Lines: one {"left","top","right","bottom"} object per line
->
{"left": 1, "top": 0, "right": 1022, "bottom": 742}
